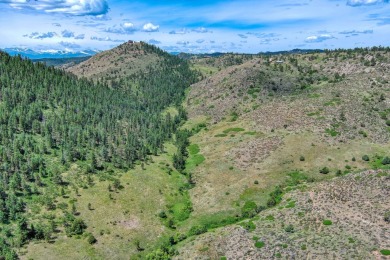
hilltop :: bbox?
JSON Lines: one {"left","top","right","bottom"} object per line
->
{"left": 67, "top": 41, "right": 186, "bottom": 88}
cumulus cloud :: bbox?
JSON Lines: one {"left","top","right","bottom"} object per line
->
{"left": 59, "top": 41, "right": 80, "bottom": 48}
{"left": 196, "top": 39, "right": 205, "bottom": 44}
{"left": 52, "top": 23, "right": 61, "bottom": 27}
{"left": 0, "top": 0, "right": 109, "bottom": 16}
{"left": 238, "top": 34, "right": 248, "bottom": 39}
{"left": 24, "top": 31, "right": 57, "bottom": 39}
{"left": 347, "top": 0, "right": 388, "bottom": 6}
{"left": 142, "top": 23, "right": 159, "bottom": 32}
{"left": 305, "top": 34, "right": 335, "bottom": 43}
{"left": 61, "top": 30, "right": 75, "bottom": 38}
{"left": 148, "top": 39, "right": 161, "bottom": 45}
{"left": 105, "top": 22, "right": 136, "bottom": 34}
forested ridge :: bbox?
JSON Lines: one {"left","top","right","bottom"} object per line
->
{"left": 0, "top": 45, "right": 197, "bottom": 258}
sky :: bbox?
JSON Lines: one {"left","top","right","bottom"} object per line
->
{"left": 0, "top": 0, "right": 389, "bottom": 54}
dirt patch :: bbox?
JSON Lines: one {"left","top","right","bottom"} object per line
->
{"left": 119, "top": 217, "right": 141, "bottom": 230}
{"left": 227, "top": 137, "right": 284, "bottom": 170}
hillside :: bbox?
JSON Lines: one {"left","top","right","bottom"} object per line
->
{"left": 34, "top": 56, "right": 91, "bottom": 69}
{"left": 176, "top": 170, "right": 390, "bottom": 259}
{"left": 167, "top": 48, "right": 390, "bottom": 258}
{"left": 67, "top": 41, "right": 184, "bottom": 88}
{"left": 0, "top": 47, "right": 197, "bottom": 259}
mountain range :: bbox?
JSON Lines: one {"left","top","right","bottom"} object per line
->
{"left": 1, "top": 48, "right": 99, "bottom": 59}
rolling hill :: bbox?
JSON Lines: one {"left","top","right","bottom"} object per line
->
{"left": 0, "top": 45, "right": 389, "bottom": 259}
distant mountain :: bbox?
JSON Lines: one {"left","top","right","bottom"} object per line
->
{"left": 33, "top": 56, "right": 91, "bottom": 68}
{"left": 1, "top": 48, "right": 99, "bottom": 59}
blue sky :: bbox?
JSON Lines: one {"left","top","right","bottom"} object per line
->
{"left": 0, "top": 0, "right": 389, "bottom": 53}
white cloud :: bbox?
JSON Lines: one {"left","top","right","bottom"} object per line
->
{"left": 142, "top": 23, "right": 159, "bottom": 32}
{"left": 0, "top": 0, "right": 109, "bottom": 16}
{"left": 122, "top": 22, "right": 135, "bottom": 31}
{"left": 347, "top": 0, "right": 388, "bottom": 6}
{"left": 61, "top": 30, "right": 75, "bottom": 38}
{"left": 105, "top": 22, "right": 136, "bottom": 34}
{"left": 305, "top": 34, "right": 335, "bottom": 43}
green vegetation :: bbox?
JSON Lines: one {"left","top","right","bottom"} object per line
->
{"left": 325, "top": 128, "right": 339, "bottom": 137}
{"left": 384, "top": 211, "right": 390, "bottom": 223}
{"left": 284, "top": 224, "right": 295, "bottom": 233}
{"left": 380, "top": 249, "right": 390, "bottom": 256}
{"left": 320, "top": 167, "right": 330, "bottom": 174}
{"left": 188, "top": 144, "right": 200, "bottom": 155}
{"left": 255, "top": 241, "right": 265, "bottom": 248}
{"left": 266, "top": 186, "right": 283, "bottom": 207}
{"left": 223, "top": 127, "right": 245, "bottom": 134}
{"left": 240, "top": 220, "right": 256, "bottom": 232}
{"left": 322, "top": 220, "right": 333, "bottom": 225}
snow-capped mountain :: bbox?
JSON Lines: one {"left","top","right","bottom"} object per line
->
{"left": 1, "top": 48, "right": 100, "bottom": 59}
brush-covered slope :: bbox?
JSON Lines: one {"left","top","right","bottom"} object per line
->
{"left": 176, "top": 170, "right": 390, "bottom": 259}
{"left": 176, "top": 48, "right": 390, "bottom": 247}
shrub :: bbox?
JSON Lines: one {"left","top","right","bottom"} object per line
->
{"left": 384, "top": 211, "right": 390, "bottom": 223}
{"left": 299, "top": 156, "right": 305, "bottom": 161}
{"left": 241, "top": 201, "right": 258, "bottom": 218}
{"left": 323, "top": 219, "right": 333, "bottom": 225}
{"left": 255, "top": 241, "right": 265, "bottom": 248}
{"left": 86, "top": 233, "right": 97, "bottom": 244}
{"left": 267, "top": 186, "right": 283, "bottom": 207}
{"left": 254, "top": 180, "right": 259, "bottom": 184}
{"left": 240, "top": 221, "right": 256, "bottom": 232}
{"left": 188, "top": 225, "right": 207, "bottom": 236}
{"left": 284, "top": 224, "right": 295, "bottom": 233}
{"left": 301, "top": 244, "right": 307, "bottom": 250}
{"left": 380, "top": 250, "right": 390, "bottom": 256}
{"left": 158, "top": 211, "right": 167, "bottom": 219}
{"left": 362, "top": 155, "right": 370, "bottom": 161}
{"left": 381, "top": 156, "right": 390, "bottom": 165}
{"left": 319, "top": 167, "right": 330, "bottom": 174}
